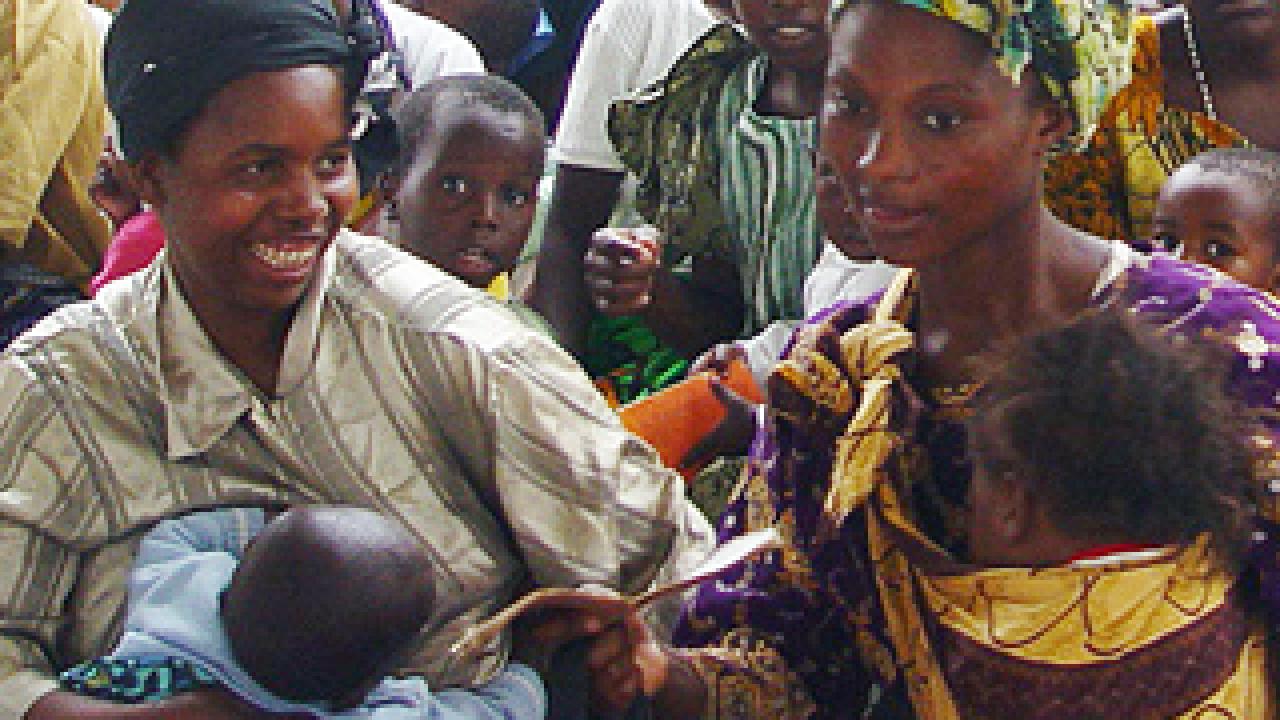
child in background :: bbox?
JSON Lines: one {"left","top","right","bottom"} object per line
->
{"left": 384, "top": 74, "right": 553, "bottom": 336}
{"left": 1148, "top": 148, "right": 1280, "bottom": 294}
{"left": 62, "top": 507, "right": 546, "bottom": 719}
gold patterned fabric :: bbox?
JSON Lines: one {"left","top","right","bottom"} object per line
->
{"left": 1045, "top": 15, "right": 1249, "bottom": 242}
{"left": 0, "top": 231, "right": 715, "bottom": 719}
{"left": 0, "top": 0, "right": 110, "bottom": 289}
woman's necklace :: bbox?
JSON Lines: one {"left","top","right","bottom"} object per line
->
{"left": 1181, "top": 6, "right": 1219, "bottom": 121}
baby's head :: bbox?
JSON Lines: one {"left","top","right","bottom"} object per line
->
{"left": 1150, "top": 148, "right": 1280, "bottom": 293}
{"left": 220, "top": 507, "right": 435, "bottom": 709}
{"left": 966, "top": 308, "right": 1262, "bottom": 569}
{"left": 389, "top": 74, "right": 546, "bottom": 290}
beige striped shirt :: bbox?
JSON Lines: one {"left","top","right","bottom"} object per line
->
{"left": 0, "top": 230, "right": 714, "bottom": 718}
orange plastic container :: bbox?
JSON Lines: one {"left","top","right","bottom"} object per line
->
{"left": 619, "top": 359, "right": 765, "bottom": 480}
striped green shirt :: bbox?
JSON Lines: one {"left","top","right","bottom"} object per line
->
{"left": 717, "top": 54, "right": 821, "bottom": 336}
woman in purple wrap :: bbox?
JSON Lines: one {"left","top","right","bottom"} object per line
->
{"left": 550, "top": 0, "right": 1280, "bottom": 716}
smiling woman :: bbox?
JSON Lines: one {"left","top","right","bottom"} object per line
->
{"left": 0, "top": 0, "right": 714, "bottom": 717}
{"left": 138, "top": 66, "right": 358, "bottom": 392}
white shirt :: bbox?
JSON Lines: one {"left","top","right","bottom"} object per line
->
{"left": 380, "top": 0, "right": 486, "bottom": 86}
{"left": 552, "top": 0, "right": 718, "bottom": 170}
{"left": 740, "top": 246, "right": 899, "bottom": 388}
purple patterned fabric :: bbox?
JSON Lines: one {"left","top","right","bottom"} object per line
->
{"left": 673, "top": 252, "right": 1280, "bottom": 718}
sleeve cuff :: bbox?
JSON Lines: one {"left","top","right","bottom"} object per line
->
{"left": 548, "top": 144, "right": 626, "bottom": 173}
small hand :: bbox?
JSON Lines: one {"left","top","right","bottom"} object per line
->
{"left": 688, "top": 343, "right": 747, "bottom": 377}
{"left": 679, "top": 376, "right": 758, "bottom": 471}
{"left": 584, "top": 227, "right": 662, "bottom": 316}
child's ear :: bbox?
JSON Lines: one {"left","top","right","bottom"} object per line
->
{"left": 127, "top": 154, "right": 168, "bottom": 211}
{"left": 994, "top": 474, "right": 1036, "bottom": 543}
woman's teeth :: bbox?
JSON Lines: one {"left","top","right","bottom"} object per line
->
{"left": 250, "top": 243, "right": 318, "bottom": 269}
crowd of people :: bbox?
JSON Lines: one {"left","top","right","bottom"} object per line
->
{"left": 2, "top": 0, "right": 1280, "bottom": 717}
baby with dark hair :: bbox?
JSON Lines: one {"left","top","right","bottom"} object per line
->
{"left": 966, "top": 307, "right": 1265, "bottom": 570}
{"left": 62, "top": 507, "right": 546, "bottom": 719}
{"left": 221, "top": 507, "right": 438, "bottom": 709}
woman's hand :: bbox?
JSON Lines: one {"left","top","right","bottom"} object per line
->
{"left": 584, "top": 227, "right": 662, "bottom": 316}
{"left": 520, "top": 588, "right": 672, "bottom": 715}
{"left": 583, "top": 602, "right": 670, "bottom": 714}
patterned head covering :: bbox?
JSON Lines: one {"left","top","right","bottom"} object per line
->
{"left": 838, "top": 0, "right": 1135, "bottom": 148}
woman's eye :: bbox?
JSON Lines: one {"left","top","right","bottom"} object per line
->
{"left": 441, "top": 176, "right": 468, "bottom": 194}
{"left": 503, "top": 188, "right": 531, "bottom": 207}
{"left": 239, "top": 159, "right": 277, "bottom": 179}
{"left": 922, "top": 111, "right": 963, "bottom": 131}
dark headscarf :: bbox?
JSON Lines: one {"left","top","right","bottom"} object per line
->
{"left": 105, "top": 0, "right": 377, "bottom": 160}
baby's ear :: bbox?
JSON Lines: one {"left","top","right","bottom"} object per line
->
{"left": 995, "top": 474, "right": 1036, "bottom": 543}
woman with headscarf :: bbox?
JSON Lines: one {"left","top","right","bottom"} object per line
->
{"left": 1, "top": 0, "right": 713, "bottom": 717}
{"left": 542, "top": 0, "right": 1280, "bottom": 716}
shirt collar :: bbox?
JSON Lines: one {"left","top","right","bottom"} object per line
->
{"left": 158, "top": 241, "right": 336, "bottom": 460}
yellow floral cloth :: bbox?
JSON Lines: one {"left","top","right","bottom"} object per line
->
{"left": 1045, "top": 14, "right": 1249, "bottom": 243}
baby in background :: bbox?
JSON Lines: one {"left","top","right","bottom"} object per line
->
{"left": 62, "top": 506, "right": 545, "bottom": 719}
{"left": 1149, "top": 147, "right": 1280, "bottom": 294}
{"left": 384, "top": 73, "right": 552, "bottom": 336}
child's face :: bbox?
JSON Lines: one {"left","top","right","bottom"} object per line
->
{"left": 1150, "top": 165, "right": 1279, "bottom": 292}
{"left": 395, "top": 104, "right": 544, "bottom": 290}
{"left": 730, "top": 0, "right": 830, "bottom": 71}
